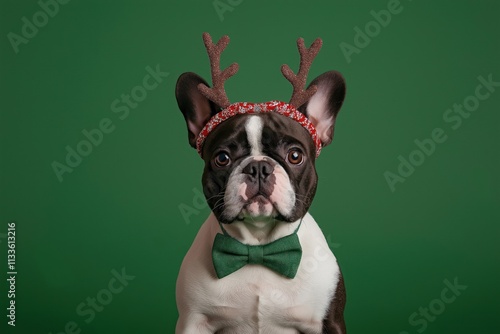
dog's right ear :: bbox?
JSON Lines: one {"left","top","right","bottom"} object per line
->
{"left": 175, "top": 72, "right": 220, "bottom": 148}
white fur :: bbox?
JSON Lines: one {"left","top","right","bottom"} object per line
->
{"left": 306, "top": 87, "right": 334, "bottom": 143}
{"left": 176, "top": 212, "right": 340, "bottom": 334}
{"left": 245, "top": 116, "right": 263, "bottom": 156}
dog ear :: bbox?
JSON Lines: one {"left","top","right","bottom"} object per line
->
{"left": 175, "top": 72, "right": 220, "bottom": 148}
{"left": 298, "top": 71, "right": 346, "bottom": 147}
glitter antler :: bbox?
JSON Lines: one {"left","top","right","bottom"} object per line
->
{"left": 281, "top": 38, "right": 323, "bottom": 108}
{"left": 197, "top": 32, "right": 239, "bottom": 108}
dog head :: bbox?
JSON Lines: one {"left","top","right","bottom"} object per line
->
{"left": 175, "top": 34, "right": 346, "bottom": 224}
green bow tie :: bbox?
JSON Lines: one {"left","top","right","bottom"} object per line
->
{"left": 212, "top": 231, "right": 302, "bottom": 279}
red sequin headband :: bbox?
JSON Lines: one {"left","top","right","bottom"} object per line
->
{"left": 196, "top": 101, "right": 322, "bottom": 158}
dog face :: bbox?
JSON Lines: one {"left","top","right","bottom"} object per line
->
{"left": 201, "top": 112, "right": 316, "bottom": 223}
{"left": 176, "top": 71, "right": 346, "bottom": 224}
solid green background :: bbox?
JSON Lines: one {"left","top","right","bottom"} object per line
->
{"left": 1, "top": 0, "right": 499, "bottom": 333}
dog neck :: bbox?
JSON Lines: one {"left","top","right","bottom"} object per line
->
{"left": 213, "top": 213, "right": 302, "bottom": 245}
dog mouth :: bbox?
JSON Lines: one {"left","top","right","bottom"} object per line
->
{"left": 236, "top": 194, "right": 278, "bottom": 220}
{"left": 220, "top": 157, "right": 297, "bottom": 224}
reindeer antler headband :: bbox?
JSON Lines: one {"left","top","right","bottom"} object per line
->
{"left": 196, "top": 32, "right": 323, "bottom": 157}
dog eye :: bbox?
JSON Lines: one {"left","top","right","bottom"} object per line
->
{"left": 287, "top": 149, "right": 304, "bottom": 165}
{"left": 214, "top": 152, "right": 231, "bottom": 167}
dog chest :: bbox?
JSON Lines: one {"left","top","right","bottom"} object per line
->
{"left": 177, "top": 213, "right": 340, "bottom": 333}
{"left": 206, "top": 261, "right": 337, "bottom": 333}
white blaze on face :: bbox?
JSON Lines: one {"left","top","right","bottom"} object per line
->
{"left": 223, "top": 116, "right": 296, "bottom": 221}
{"left": 245, "top": 116, "right": 263, "bottom": 156}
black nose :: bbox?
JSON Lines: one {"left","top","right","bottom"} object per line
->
{"left": 242, "top": 161, "right": 274, "bottom": 180}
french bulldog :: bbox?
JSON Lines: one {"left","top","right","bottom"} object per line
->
{"left": 175, "top": 33, "right": 347, "bottom": 334}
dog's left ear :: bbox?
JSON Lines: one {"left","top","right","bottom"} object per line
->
{"left": 298, "top": 71, "right": 346, "bottom": 147}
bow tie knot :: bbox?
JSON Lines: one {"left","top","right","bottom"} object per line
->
{"left": 248, "top": 245, "right": 264, "bottom": 265}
